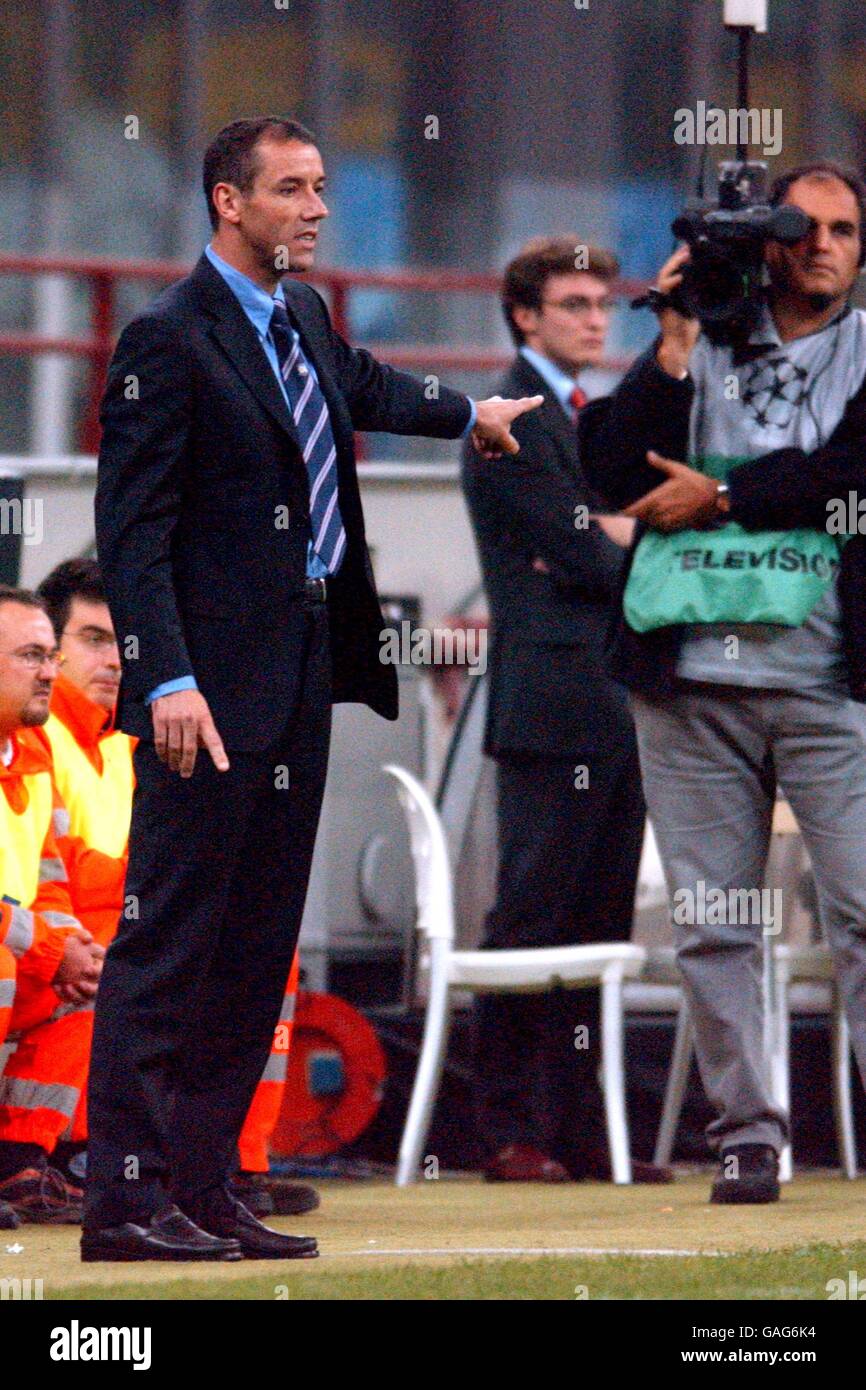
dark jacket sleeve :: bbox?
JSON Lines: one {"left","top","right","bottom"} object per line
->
{"left": 308, "top": 288, "right": 472, "bottom": 438}
{"left": 461, "top": 404, "right": 625, "bottom": 601}
{"left": 728, "top": 371, "right": 866, "bottom": 530}
{"left": 94, "top": 313, "right": 194, "bottom": 702}
{"left": 579, "top": 341, "right": 695, "bottom": 508}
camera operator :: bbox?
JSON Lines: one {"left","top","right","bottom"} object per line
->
{"left": 580, "top": 162, "right": 866, "bottom": 1203}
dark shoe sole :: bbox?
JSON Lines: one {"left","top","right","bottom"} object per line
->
{"left": 80, "top": 1241, "right": 244, "bottom": 1263}
{"left": 0, "top": 1206, "right": 19, "bottom": 1230}
{"left": 238, "top": 1244, "right": 319, "bottom": 1260}
{"left": 484, "top": 1173, "right": 570, "bottom": 1183}
{"left": 14, "top": 1208, "right": 83, "bottom": 1226}
{"left": 710, "top": 1179, "right": 780, "bottom": 1205}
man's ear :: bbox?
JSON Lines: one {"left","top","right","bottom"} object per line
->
{"left": 512, "top": 303, "right": 539, "bottom": 340}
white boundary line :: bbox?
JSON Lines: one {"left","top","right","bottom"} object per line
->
{"left": 345, "top": 1246, "right": 729, "bottom": 1259}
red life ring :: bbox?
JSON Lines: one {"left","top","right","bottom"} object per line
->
{"left": 270, "top": 990, "right": 387, "bottom": 1158}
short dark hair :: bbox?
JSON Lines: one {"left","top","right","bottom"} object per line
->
{"left": 770, "top": 161, "right": 866, "bottom": 267}
{"left": 0, "top": 585, "right": 47, "bottom": 616}
{"left": 37, "top": 558, "right": 106, "bottom": 641}
{"left": 502, "top": 236, "right": 620, "bottom": 346}
{"left": 202, "top": 116, "right": 317, "bottom": 231}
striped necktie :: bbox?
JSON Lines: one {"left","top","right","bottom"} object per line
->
{"left": 269, "top": 299, "right": 346, "bottom": 575}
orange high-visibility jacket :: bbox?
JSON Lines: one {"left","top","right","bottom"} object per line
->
{"left": 44, "top": 673, "right": 134, "bottom": 940}
{"left": 45, "top": 672, "right": 135, "bottom": 857}
{"left": 0, "top": 726, "right": 127, "bottom": 985}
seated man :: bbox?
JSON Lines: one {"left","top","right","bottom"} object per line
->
{"left": 35, "top": 559, "right": 313, "bottom": 1215}
{"left": 0, "top": 586, "right": 111, "bottom": 1224}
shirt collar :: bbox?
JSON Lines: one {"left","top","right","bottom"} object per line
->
{"left": 519, "top": 346, "right": 578, "bottom": 412}
{"left": 747, "top": 296, "right": 852, "bottom": 351}
{"left": 205, "top": 244, "right": 287, "bottom": 339}
{"left": 0, "top": 727, "right": 52, "bottom": 782}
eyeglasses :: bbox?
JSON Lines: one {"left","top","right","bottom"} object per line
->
{"left": 542, "top": 296, "right": 614, "bottom": 316}
{"left": 63, "top": 628, "right": 119, "bottom": 653}
{"left": 0, "top": 647, "right": 66, "bottom": 670}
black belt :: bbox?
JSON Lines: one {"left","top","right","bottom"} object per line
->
{"left": 304, "top": 576, "right": 328, "bottom": 604}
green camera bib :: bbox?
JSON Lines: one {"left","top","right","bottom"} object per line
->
{"left": 623, "top": 454, "right": 845, "bottom": 634}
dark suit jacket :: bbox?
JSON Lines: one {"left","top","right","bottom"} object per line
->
{"left": 95, "top": 253, "right": 472, "bottom": 750}
{"left": 460, "top": 354, "right": 633, "bottom": 759}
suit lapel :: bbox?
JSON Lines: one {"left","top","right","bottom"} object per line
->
{"left": 508, "top": 355, "right": 607, "bottom": 504}
{"left": 510, "top": 357, "right": 579, "bottom": 469}
{"left": 191, "top": 255, "right": 299, "bottom": 445}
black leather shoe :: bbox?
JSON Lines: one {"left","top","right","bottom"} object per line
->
{"left": 229, "top": 1173, "right": 322, "bottom": 1218}
{"left": 229, "top": 1173, "right": 275, "bottom": 1217}
{"left": 80, "top": 1204, "right": 244, "bottom": 1262}
{"left": 192, "top": 1186, "right": 318, "bottom": 1260}
{"left": 0, "top": 1198, "right": 18, "bottom": 1230}
{"left": 269, "top": 1180, "right": 321, "bottom": 1217}
{"left": 710, "top": 1143, "right": 780, "bottom": 1205}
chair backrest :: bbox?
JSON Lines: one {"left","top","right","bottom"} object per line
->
{"left": 383, "top": 764, "right": 456, "bottom": 943}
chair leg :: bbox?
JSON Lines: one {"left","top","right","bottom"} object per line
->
{"left": 653, "top": 995, "right": 694, "bottom": 1168}
{"left": 395, "top": 967, "right": 453, "bottom": 1186}
{"left": 773, "top": 969, "right": 793, "bottom": 1184}
{"left": 831, "top": 995, "right": 858, "bottom": 1180}
{"left": 601, "top": 973, "right": 632, "bottom": 1184}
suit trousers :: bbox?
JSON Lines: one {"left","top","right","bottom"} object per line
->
{"left": 84, "top": 603, "right": 331, "bottom": 1228}
{"left": 475, "top": 741, "right": 645, "bottom": 1168}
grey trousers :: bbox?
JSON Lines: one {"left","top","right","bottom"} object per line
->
{"left": 631, "top": 683, "right": 866, "bottom": 1154}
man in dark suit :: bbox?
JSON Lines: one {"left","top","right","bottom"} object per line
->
{"left": 83, "top": 116, "right": 541, "bottom": 1262}
{"left": 462, "top": 237, "right": 668, "bottom": 1184}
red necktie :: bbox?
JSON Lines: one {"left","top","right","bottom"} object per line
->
{"left": 570, "top": 385, "right": 588, "bottom": 412}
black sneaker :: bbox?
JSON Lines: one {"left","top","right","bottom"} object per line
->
{"left": 710, "top": 1143, "right": 780, "bottom": 1205}
{"left": 0, "top": 1198, "right": 19, "bottom": 1229}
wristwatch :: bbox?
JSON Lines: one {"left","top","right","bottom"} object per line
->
{"left": 716, "top": 481, "right": 730, "bottom": 513}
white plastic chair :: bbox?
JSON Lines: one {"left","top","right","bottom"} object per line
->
{"left": 652, "top": 946, "right": 857, "bottom": 1179}
{"left": 651, "top": 794, "right": 859, "bottom": 1182}
{"left": 384, "top": 764, "right": 646, "bottom": 1186}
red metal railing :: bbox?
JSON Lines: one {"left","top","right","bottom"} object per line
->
{"left": 0, "top": 252, "right": 644, "bottom": 452}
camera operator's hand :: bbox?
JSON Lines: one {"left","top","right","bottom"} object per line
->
{"left": 623, "top": 451, "right": 725, "bottom": 532}
{"left": 655, "top": 247, "right": 701, "bottom": 379}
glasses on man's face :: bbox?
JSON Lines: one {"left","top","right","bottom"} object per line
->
{"left": 64, "top": 628, "right": 119, "bottom": 654}
{"left": 2, "top": 647, "right": 66, "bottom": 671}
{"left": 542, "top": 296, "right": 614, "bottom": 316}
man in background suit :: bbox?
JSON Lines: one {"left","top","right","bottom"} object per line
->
{"left": 85, "top": 116, "right": 542, "bottom": 1262}
{"left": 462, "top": 237, "right": 669, "bottom": 1183}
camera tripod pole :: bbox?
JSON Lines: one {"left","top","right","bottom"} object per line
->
{"left": 723, "top": 2, "right": 768, "bottom": 159}
{"left": 735, "top": 26, "right": 750, "bottom": 161}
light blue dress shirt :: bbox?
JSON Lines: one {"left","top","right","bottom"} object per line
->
{"left": 519, "top": 345, "right": 580, "bottom": 420}
{"left": 147, "top": 244, "right": 477, "bottom": 704}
